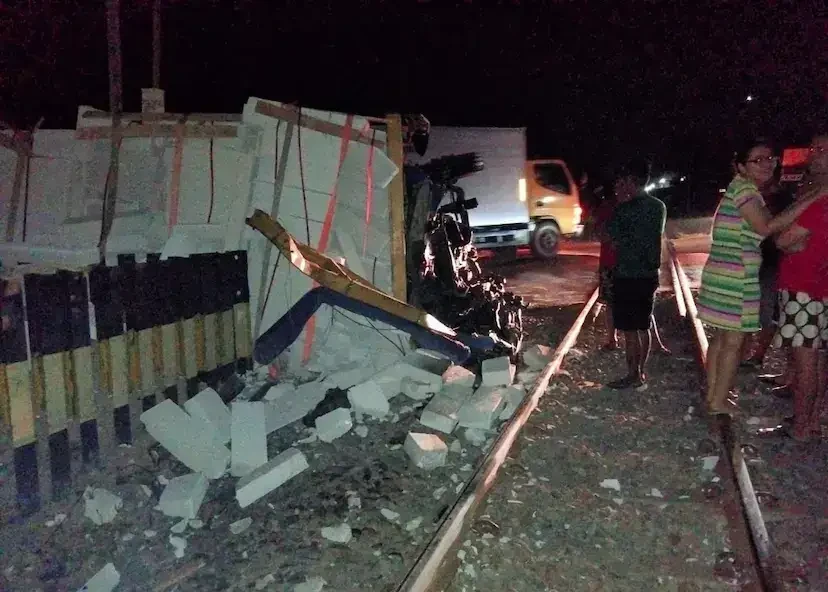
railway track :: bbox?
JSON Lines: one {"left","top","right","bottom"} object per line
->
{"left": 393, "top": 244, "right": 819, "bottom": 591}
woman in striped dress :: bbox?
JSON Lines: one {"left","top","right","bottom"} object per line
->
{"left": 698, "top": 139, "right": 822, "bottom": 414}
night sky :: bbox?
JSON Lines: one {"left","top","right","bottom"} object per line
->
{"left": 1, "top": 1, "right": 825, "bottom": 176}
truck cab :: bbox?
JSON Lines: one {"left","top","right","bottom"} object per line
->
{"left": 524, "top": 159, "right": 583, "bottom": 259}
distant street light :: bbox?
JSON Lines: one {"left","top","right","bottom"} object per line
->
{"left": 745, "top": 95, "right": 754, "bottom": 102}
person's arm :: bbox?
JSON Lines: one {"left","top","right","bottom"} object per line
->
{"left": 775, "top": 224, "right": 809, "bottom": 253}
{"left": 739, "top": 189, "right": 822, "bottom": 238}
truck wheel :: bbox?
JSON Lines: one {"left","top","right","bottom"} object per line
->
{"left": 531, "top": 221, "right": 561, "bottom": 260}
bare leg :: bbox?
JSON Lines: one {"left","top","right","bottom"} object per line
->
{"left": 810, "top": 351, "right": 827, "bottom": 436}
{"left": 749, "top": 326, "right": 775, "bottom": 364}
{"left": 603, "top": 306, "right": 618, "bottom": 349}
{"left": 709, "top": 330, "right": 745, "bottom": 414}
{"left": 705, "top": 330, "right": 722, "bottom": 407}
{"left": 650, "top": 315, "right": 670, "bottom": 354}
{"left": 624, "top": 330, "right": 641, "bottom": 380}
{"left": 788, "top": 347, "right": 819, "bottom": 440}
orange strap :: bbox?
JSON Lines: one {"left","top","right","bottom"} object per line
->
{"left": 301, "top": 115, "right": 355, "bottom": 363}
{"left": 362, "top": 125, "right": 376, "bottom": 257}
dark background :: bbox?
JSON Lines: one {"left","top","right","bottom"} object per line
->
{"left": 1, "top": 0, "right": 825, "bottom": 183}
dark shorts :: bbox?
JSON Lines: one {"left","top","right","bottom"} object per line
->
{"left": 598, "top": 267, "right": 614, "bottom": 305}
{"left": 611, "top": 277, "right": 659, "bottom": 331}
{"left": 758, "top": 266, "right": 778, "bottom": 329}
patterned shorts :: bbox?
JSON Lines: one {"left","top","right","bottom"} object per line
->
{"left": 772, "top": 290, "right": 828, "bottom": 349}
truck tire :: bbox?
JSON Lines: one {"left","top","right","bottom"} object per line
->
{"left": 530, "top": 221, "right": 561, "bottom": 260}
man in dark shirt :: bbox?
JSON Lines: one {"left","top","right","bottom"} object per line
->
{"left": 606, "top": 159, "right": 667, "bottom": 389}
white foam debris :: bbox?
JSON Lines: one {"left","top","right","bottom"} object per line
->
{"left": 354, "top": 425, "right": 369, "bottom": 438}
{"left": 183, "top": 387, "right": 231, "bottom": 444}
{"left": 255, "top": 574, "right": 276, "bottom": 590}
{"left": 702, "top": 456, "right": 720, "bottom": 471}
{"left": 158, "top": 473, "right": 209, "bottom": 519}
{"left": 83, "top": 487, "right": 123, "bottom": 525}
{"left": 600, "top": 479, "right": 621, "bottom": 491}
{"left": 231, "top": 401, "right": 268, "bottom": 477}
{"left": 263, "top": 382, "right": 296, "bottom": 401}
{"left": 347, "top": 380, "right": 390, "bottom": 418}
{"left": 457, "top": 387, "right": 507, "bottom": 430}
{"left": 169, "top": 535, "right": 187, "bottom": 559}
{"left": 405, "top": 516, "right": 424, "bottom": 531}
{"left": 321, "top": 523, "right": 352, "bottom": 544}
{"left": 315, "top": 407, "right": 353, "bottom": 442}
{"left": 481, "top": 356, "right": 515, "bottom": 387}
{"left": 170, "top": 519, "right": 188, "bottom": 534}
{"left": 264, "top": 380, "right": 328, "bottom": 434}
{"left": 380, "top": 508, "right": 400, "bottom": 522}
{"left": 294, "top": 576, "right": 326, "bottom": 592}
{"left": 404, "top": 432, "right": 448, "bottom": 470}
{"left": 400, "top": 376, "right": 437, "bottom": 401}
{"left": 77, "top": 562, "right": 120, "bottom": 592}
{"left": 236, "top": 448, "right": 309, "bottom": 509}
{"left": 442, "top": 365, "right": 476, "bottom": 389}
{"left": 463, "top": 428, "right": 488, "bottom": 447}
{"left": 499, "top": 385, "right": 527, "bottom": 420}
{"left": 649, "top": 488, "right": 664, "bottom": 498}
{"left": 230, "top": 517, "right": 253, "bottom": 535}
{"left": 404, "top": 349, "right": 452, "bottom": 375}
{"left": 522, "top": 344, "right": 552, "bottom": 370}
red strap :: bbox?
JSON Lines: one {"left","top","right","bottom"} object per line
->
{"left": 302, "top": 115, "right": 355, "bottom": 363}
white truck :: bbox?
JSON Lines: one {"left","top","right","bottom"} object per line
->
{"left": 406, "top": 126, "right": 583, "bottom": 259}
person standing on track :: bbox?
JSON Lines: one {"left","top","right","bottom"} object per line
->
{"left": 605, "top": 159, "right": 667, "bottom": 390}
{"left": 697, "top": 138, "right": 823, "bottom": 415}
{"left": 762, "top": 134, "right": 828, "bottom": 441}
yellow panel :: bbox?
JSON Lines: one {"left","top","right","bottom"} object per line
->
{"left": 194, "top": 316, "right": 206, "bottom": 373}
{"left": 63, "top": 350, "right": 76, "bottom": 420}
{"left": 73, "top": 346, "right": 96, "bottom": 422}
{"left": 138, "top": 329, "right": 155, "bottom": 394}
{"left": 182, "top": 317, "right": 199, "bottom": 378}
{"left": 234, "top": 303, "right": 252, "bottom": 359}
{"left": 109, "top": 334, "right": 129, "bottom": 408}
{"left": 220, "top": 311, "right": 235, "bottom": 365}
{"left": 42, "top": 353, "right": 68, "bottom": 434}
{"left": 161, "top": 323, "right": 180, "bottom": 386}
{"left": 7, "top": 362, "right": 35, "bottom": 446}
{"left": 204, "top": 313, "right": 218, "bottom": 371}
{"left": 127, "top": 331, "right": 141, "bottom": 393}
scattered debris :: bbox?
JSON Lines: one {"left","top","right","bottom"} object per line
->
{"left": 701, "top": 455, "right": 720, "bottom": 471}
{"left": 83, "top": 487, "right": 123, "bottom": 525}
{"left": 321, "top": 523, "right": 352, "bottom": 544}
{"left": 354, "top": 425, "right": 369, "bottom": 438}
{"left": 158, "top": 472, "right": 208, "bottom": 519}
{"left": 380, "top": 508, "right": 400, "bottom": 522}
{"left": 169, "top": 535, "right": 187, "bottom": 559}
{"left": 599, "top": 479, "right": 621, "bottom": 492}
{"left": 230, "top": 517, "right": 253, "bottom": 535}
{"left": 77, "top": 562, "right": 120, "bottom": 592}
{"left": 405, "top": 432, "right": 448, "bottom": 470}
{"left": 405, "top": 516, "right": 424, "bottom": 532}
{"left": 294, "top": 576, "right": 326, "bottom": 592}
{"left": 315, "top": 407, "right": 353, "bottom": 443}
{"left": 255, "top": 573, "right": 276, "bottom": 590}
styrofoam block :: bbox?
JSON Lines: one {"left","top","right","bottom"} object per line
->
{"left": 440, "top": 384, "right": 475, "bottom": 401}
{"left": 499, "top": 385, "right": 528, "bottom": 421}
{"left": 481, "top": 356, "right": 515, "bottom": 387}
{"left": 236, "top": 447, "right": 309, "bottom": 509}
{"left": 264, "top": 382, "right": 297, "bottom": 401}
{"left": 401, "top": 376, "right": 439, "bottom": 401}
{"left": 403, "top": 349, "right": 452, "bottom": 376}
{"left": 323, "top": 363, "right": 378, "bottom": 390}
{"left": 77, "top": 562, "right": 120, "bottom": 592}
{"left": 183, "top": 387, "right": 231, "bottom": 444}
{"left": 158, "top": 473, "right": 209, "bottom": 519}
{"left": 523, "top": 344, "right": 552, "bottom": 371}
{"left": 231, "top": 402, "right": 268, "bottom": 477}
{"left": 140, "top": 400, "right": 230, "bottom": 479}
{"left": 315, "top": 407, "right": 353, "bottom": 442}
{"left": 404, "top": 432, "right": 448, "bottom": 470}
{"left": 457, "top": 387, "right": 507, "bottom": 430}
{"left": 372, "top": 362, "right": 443, "bottom": 398}
{"left": 442, "top": 365, "right": 476, "bottom": 389}
{"left": 347, "top": 380, "right": 389, "bottom": 419}
{"left": 264, "top": 380, "right": 328, "bottom": 434}
{"left": 419, "top": 394, "right": 468, "bottom": 434}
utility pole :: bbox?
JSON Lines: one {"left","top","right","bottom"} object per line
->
{"left": 152, "top": 0, "right": 161, "bottom": 89}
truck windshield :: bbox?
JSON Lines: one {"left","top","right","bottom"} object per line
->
{"left": 534, "top": 163, "right": 571, "bottom": 194}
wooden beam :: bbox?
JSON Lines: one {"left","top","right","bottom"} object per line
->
{"left": 245, "top": 210, "right": 456, "bottom": 337}
{"left": 385, "top": 114, "right": 407, "bottom": 301}
{"left": 254, "top": 100, "right": 386, "bottom": 150}
{"left": 75, "top": 124, "right": 238, "bottom": 140}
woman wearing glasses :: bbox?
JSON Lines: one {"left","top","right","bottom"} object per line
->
{"left": 697, "top": 138, "right": 823, "bottom": 415}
